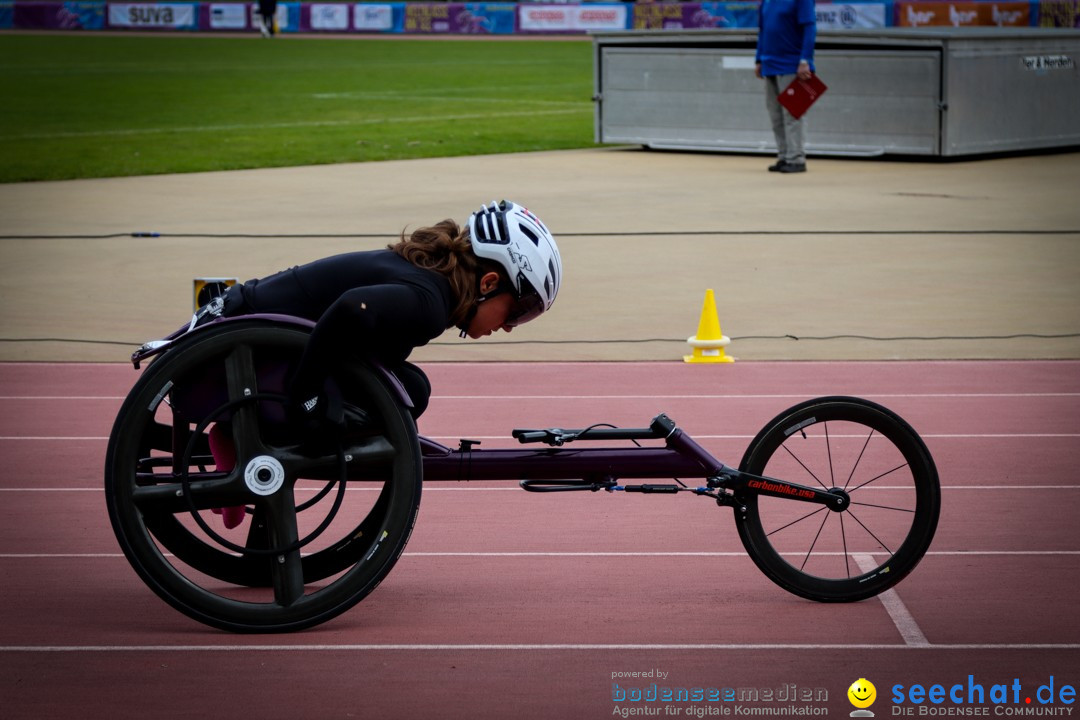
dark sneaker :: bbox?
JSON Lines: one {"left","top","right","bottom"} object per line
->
{"left": 768, "top": 160, "right": 787, "bottom": 172}
{"left": 778, "top": 162, "right": 807, "bottom": 173}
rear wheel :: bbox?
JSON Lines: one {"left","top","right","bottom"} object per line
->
{"left": 736, "top": 396, "right": 939, "bottom": 602}
{"left": 105, "top": 321, "right": 422, "bottom": 632}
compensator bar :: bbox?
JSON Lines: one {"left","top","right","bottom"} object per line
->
{"left": 512, "top": 414, "right": 677, "bottom": 446}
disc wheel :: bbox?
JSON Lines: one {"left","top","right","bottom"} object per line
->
{"left": 122, "top": 324, "right": 396, "bottom": 590}
{"left": 105, "top": 320, "right": 422, "bottom": 632}
{"left": 735, "top": 396, "right": 939, "bottom": 602}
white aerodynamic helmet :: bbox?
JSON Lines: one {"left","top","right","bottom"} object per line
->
{"left": 467, "top": 200, "right": 562, "bottom": 327}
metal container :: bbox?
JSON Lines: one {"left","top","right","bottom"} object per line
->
{"left": 593, "top": 28, "right": 1080, "bottom": 156}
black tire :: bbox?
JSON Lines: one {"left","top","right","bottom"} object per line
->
{"left": 104, "top": 320, "right": 422, "bottom": 632}
{"left": 127, "top": 324, "right": 381, "bottom": 589}
{"left": 736, "top": 396, "right": 939, "bottom": 602}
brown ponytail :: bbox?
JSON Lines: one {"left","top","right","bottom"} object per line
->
{"left": 389, "top": 219, "right": 503, "bottom": 327}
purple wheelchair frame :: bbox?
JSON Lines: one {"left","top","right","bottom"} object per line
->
{"left": 108, "top": 308, "right": 937, "bottom": 635}
{"left": 132, "top": 313, "right": 847, "bottom": 511}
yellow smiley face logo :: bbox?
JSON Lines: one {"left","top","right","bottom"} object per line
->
{"left": 848, "top": 679, "right": 877, "bottom": 709}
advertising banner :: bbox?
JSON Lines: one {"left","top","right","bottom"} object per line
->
{"left": 0, "top": 2, "right": 10, "bottom": 28}
{"left": 13, "top": 0, "right": 1065, "bottom": 33}
{"left": 896, "top": 0, "right": 1030, "bottom": 25}
{"left": 642, "top": 2, "right": 757, "bottom": 29}
{"left": 13, "top": 0, "right": 104, "bottom": 28}
{"left": 1038, "top": 0, "right": 1080, "bottom": 26}
{"left": 518, "top": 3, "right": 628, "bottom": 32}
{"left": 107, "top": 2, "right": 198, "bottom": 28}
{"left": 699, "top": 1, "right": 763, "bottom": 26}
{"left": 66, "top": 0, "right": 107, "bottom": 27}
{"left": 206, "top": 2, "right": 246, "bottom": 28}
{"left": 631, "top": 2, "right": 756, "bottom": 29}
{"left": 353, "top": 2, "right": 397, "bottom": 31}
{"left": 631, "top": 2, "right": 697, "bottom": 29}
{"left": 815, "top": 2, "right": 889, "bottom": 27}
{"left": 451, "top": 3, "right": 516, "bottom": 33}
{"left": 403, "top": 3, "right": 514, "bottom": 33}
{"left": 309, "top": 1, "right": 348, "bottom": 29}
{"left": 632, "top": 1, "right": 888, "bottom": 30}
{"left": 402, "top": 2, "right": 449, "bottom": 31}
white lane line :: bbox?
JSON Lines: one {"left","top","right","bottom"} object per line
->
{"left": 0, "top": 488, "right": 108, "bottom": 492}
{"left": 919, "top": 550, "right": 1080, "bottom": 555}
{"left": 307, "top": 92, "right": 581, "bottom": 105}
{"left": 0, "top": 437, "right": 109, "bottom": 441}
{"left": 2, "top": 643, "right": 1078, "bottom": 652}
{"left": 421, "top": 436, "right": 1080, "bottom": 442}
{"left": 12, "top": 109, "right": 586, "bottom": 141}
{"left": 0, "top": 397, "right": 124, "bottom": 401}
{"left": 3, "top": 485, "right": 1078, "bottom": 492}
{"left": 2, "top": 551, "right": 1077, "bottom": 559}
{"left": 1, "top": 360, "right": 1076, "bottom": 367}
{"left": 854, "top": 553, "right": 929, "bottom": 647}
{"left": 2, "top": 557, "right": 127, "bottom": 561}
{"left": 430, "top": 393, "right": 1080, "bottom": 400}
{"left": 2, "top": 393, "right": 1079, "bottom": 401}
{"left": 0, "top": 487, "right": 526, "bottom": 492}
{"left": 3, "top": 434, "right": 1080, "bottom": 441}
{"left": 410, "top": 557, "right": 1080, "bottom": 561}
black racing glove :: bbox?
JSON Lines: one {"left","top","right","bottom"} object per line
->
{"left": 288, "top": 378, "right": 374, "bottom": 449}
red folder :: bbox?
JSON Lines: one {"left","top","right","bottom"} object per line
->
{"left": 777, "top": 75, "right": 827, "bottom": 119}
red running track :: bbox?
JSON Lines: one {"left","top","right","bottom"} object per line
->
{"left": 1, "top": 360, "right": 1078, "bottom": 719}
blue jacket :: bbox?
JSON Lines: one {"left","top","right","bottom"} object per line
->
{"left": 755, "top": 0, "right": 816, "bottom": 77}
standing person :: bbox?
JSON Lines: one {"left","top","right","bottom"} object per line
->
{"left": 754, "top": 0, "right": 816, "bottom": 173}
{"left": 257, "top": 0, "right": 278, "bottom": 37}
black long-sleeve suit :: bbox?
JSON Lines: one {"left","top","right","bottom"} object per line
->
{"left": 224, "top": 249, "right": 453, "bottom": 417}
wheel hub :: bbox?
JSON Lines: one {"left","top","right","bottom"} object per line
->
{"left": 827, "top": 487, "right": 851, "bottom": 512}
{"left": 244, "top": 455, "right": 285, "bottom": 496}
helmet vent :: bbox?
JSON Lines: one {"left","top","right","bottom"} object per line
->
{"left": 519, "top": 225, "right": 540, "bottom": 246}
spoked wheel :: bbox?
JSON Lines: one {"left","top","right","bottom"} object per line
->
{"left": 736, "top": 396, "right": 939, "bottom": 602}
{"left": 105, "top": 320, "right": 422, "bottom": 632}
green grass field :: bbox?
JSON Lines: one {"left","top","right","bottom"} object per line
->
{"left": 0, "top": 34, "right": 595, "bottom": 183}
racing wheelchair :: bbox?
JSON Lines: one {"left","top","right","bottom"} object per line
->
{"left": 105, "top": 314, "right": 940, "bottom": 633}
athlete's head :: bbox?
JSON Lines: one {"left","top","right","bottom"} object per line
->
{"left": 390, "top": 200, "right": 561, "bottom": 339}
{"left": 466, "top": 200, "right": 562, "bottom": 329}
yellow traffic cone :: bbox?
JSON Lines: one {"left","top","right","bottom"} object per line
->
{"left": 684, "top": 289, "right": 734, "bottom": 363}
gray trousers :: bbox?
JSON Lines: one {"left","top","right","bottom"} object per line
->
{"left": 764, "top": 74, "right": 805, "bottom": 164}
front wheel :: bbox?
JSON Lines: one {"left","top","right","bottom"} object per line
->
{"left": 736, "top": 396, "right": 939, "bottom": 602}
